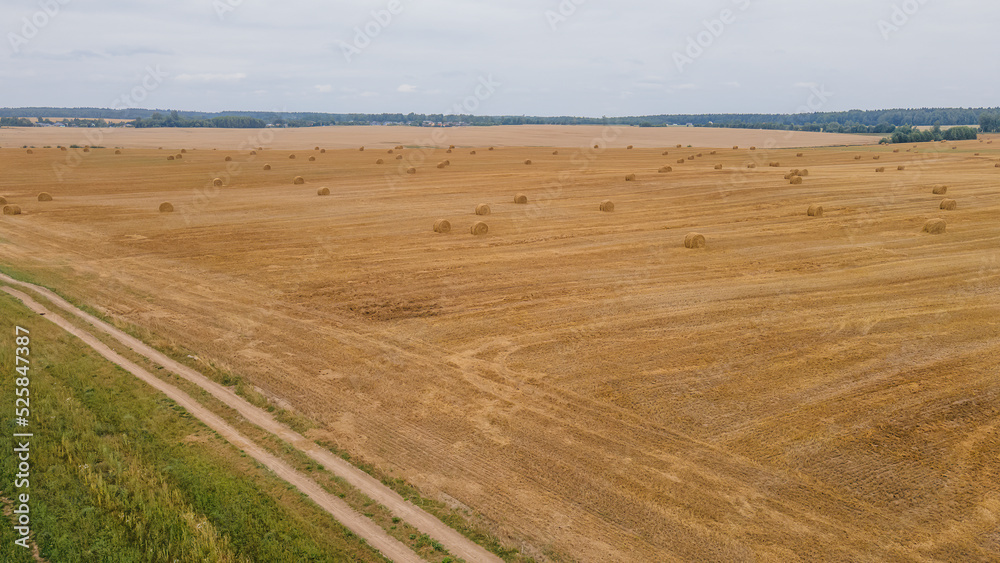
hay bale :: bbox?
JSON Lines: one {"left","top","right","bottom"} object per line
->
{"left": 932, "top": 185, "right": 948, "bottom": 195}
{"left": 769, "top": 162, "right": 780, "bottom": 167}
{"left": 625, "top": 174, "right": 636, "bottom": 181}
{"left": 784, "top": 173, "right": 793, "bottom": 179}
{"left": 684, "top": 232, "right": 706, "bottom": 248}
{"left": 995, "top": 163, "right": 1000, "bottom": 168}
{"left": 437, "top": 162, "right": 447, "bottom": 169}
{"left": 396, "top": 155, "right": 404, "bottom": 160}
{"left": 289, "top": 154, "right": 296, "bottom": 159}
{"left": 167, "top": 155, "right": 175, "bottom": 161}
{"left": 37, "top": 192, "right": 53, "bottom": 202}
{"left": 710, "top": 151, "right": 717, "bottom": 155}
{"left": 470, "top": 150, "right": 477, "bottom": 155}
{"left": 114, "top": 150, "right": 121, "bottom": 155}
{"left": 376, "top": 158, "right": 384, "bottom": 164}
{"left": 714, "top": 164, "right": 723, "bottom": 170}
{"left": 250, "top": 150, "right": 257, "bottom": 155}
{"left": 923, "top": 218, "right": 946, "bottom": 234}
{"left": 475, "top": 204, "right": 491, "bottom": 216}
{"left": 893, "top": 148, "right": 900, "bottom": 152}
{"left": 181, "top": 149, "right": 187, "bottom": 153}
{"left": 359, "top": 146, "right": 364, "bottom": 151}
{"left": 293, "top": 176, "right": 305, "bottom": 185}
{"left": 159, "top": 202, "right": 174, "bottom": 212}
{"left": 552, "top": 150, "right": 559, "bottom": 155}
{"left": 898, "top": 165, "right": 906, "bottom": 170}
{"left": 677, "top": 159, "right": 685, "bottom": 164}
{"left": 61, "top": 146, "right": 68, "bottom": 151}
{"left": 789, "top": 176, "right": 803, "bottom": 184}
{"left": 789, "top": 169, "right": 800, "bottom": 175}
{"left": 395, "top": 145, "right": 404, "bottom": 150}
{"left": 225, "top": 156, "right": 232, "bottom": 161}
{"left": 3, "top": 205, "right": 22, "bottom": 215}
{"left": 696, "top": 153, "right": 703, "bottom": 157}
{"left": 659, "top": 166, "right": 672, "bottom": 173}
{"left": 524, "top": 159, "right": 532, "bottom": 165}
{"left": 854, "top": 155, "right": 862, "bottom": 160}
{"left": 320, "top": 148, "right": 326, "bottom": 153}
{"left": 433, "top": 219, "right": 451, "bottom": 233}
{"left": 687, "top": 155, "right": 695, "bottom": 161}
{"left": 175, "top": 154, "right": 182, "bottom": 159}
{"left": 600, "top": 200, "right": 615, "bottom": 212}
{"left": 750, "top": 146, "right": 756, "bottom": 151}
{"left": 799, "top": 169, "right": 809, "bottom": 176}
{"left": 627, "top": 145, "right": 634, "bottom": 150}
{"left": 733, "top": 146, "right": 739, "bottom": 150}
{"left": 446, "top": 149, "right": 452, "bottom": 154}
{"left": 875, "top": 167, "right": 885, "bottom": 172}
{"left": 449, "top": 145, "right": 456, "bottom": 149}
{"left": 471, "top": 221, "right": 489, "bottom": 235}
{"left": 309, "top": 156, "right": 316, "bottom": 161}
{"left": 940, "top": 198, "right": 957, "bottom": 210}
{"left": 406, "top": 167, "right": 416, "bottom": 174}
{"left": 807, "top": 205, "right": 824, "bottom": 217}
{"left": 594, "top": 144, "right": 600, "bottom": 149}
{"left": 662, "top": 150, "right": 669, "bottom": 156}
{"left": 796, "top": 152, "right": 804, "bottom": 157}
{"left": 213, "top": 178, "right": 223, "bottom": 187}
{"left": 263, "top": 164, "right": 271, "bottom": 170}
{"left": 676, "top": 144, "right": 683, "bottom": 148}
{"left": 314, "top": 146, "right": 320, "bottom": 151}
{"left": 26, "top": 149, "right": 34, "bottom": 154}
{"left": 0, "top": 196, "right": 6, "bottom": 205}
{"left": 747, "top": 163, "right": 757, "bottom": 169}
{"left": 489, "top": 147, "right": 495, "bottom": 151}
{"left": 514, "top": 193, "right": 528, "bottom": 204}
{"left": 317, "top": 187, "right": 330, "bottom": 196}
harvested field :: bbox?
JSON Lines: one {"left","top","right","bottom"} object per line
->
{"left": 1, "top": 133, "right": 998, "bottom": 562}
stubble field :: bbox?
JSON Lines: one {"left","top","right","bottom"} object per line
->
{"left": 1, "top": 126, "right": 998, "bottom": 561}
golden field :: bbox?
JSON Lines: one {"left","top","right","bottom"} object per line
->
{"left": 1, "top": 126, "right": 998, "bottom": 561}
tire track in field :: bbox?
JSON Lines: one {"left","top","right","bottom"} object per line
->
{"left": 0, "top": 273, "right": 502, "bottom": 563}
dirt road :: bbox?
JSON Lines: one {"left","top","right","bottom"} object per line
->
{"left": 0, "top": 273, "right": 502, "bottom": 563}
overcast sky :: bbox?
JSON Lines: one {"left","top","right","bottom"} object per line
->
{"left": 2, "top": 0, "right": 996, "bottom": 117}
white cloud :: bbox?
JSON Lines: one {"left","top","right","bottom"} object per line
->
{"left": 175, "top": 73, "right": 247, "bottom": 83}
{"left": 397, "top": 84, "right": 417, "bottom": 93}
{"left": 314, "top": 84, "right": 333, "bottom": 93}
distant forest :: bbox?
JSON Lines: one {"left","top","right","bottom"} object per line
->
{"left": 2, "top": 106, "right": 999, "bottom": 140}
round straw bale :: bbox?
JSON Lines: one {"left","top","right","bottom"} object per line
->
{"left": 687, "top": 155, "right": 695, "bottom": 161}
{"left": 475, "top": 203, "right": 491, "bottom": 215}
{"left": 932, "top": 185, "right": 948, "bottom": 195}
{"left": 676, "top": 144, "right": 683, "bottom": 148}
{"left": 181, "top": 149, "right": 187, "bottom": 153}
{"left": 159, "top": 202, "right": 174, "bottom": 212}
{"left": 3, "top": 205, "right": 22, "bottom": 215}
{"left": 437, "top": 162, "right": 447, "bottom": 169}
{"left": 470, "top": 150, "right": 477, "bottom": 155}
{"left": 514, "top": 193, "right": 528, "bottom": 204}
{"left": 710, "top": 150, "right": 717, "bottom": 155}
{"left": 175, "top": 154, "right": 182, "bottom": 159}
{"left": 0, "top": 196, "right": 6, "bottom": 205}
{"left": 600, "top": 200, "right": 615, "bottom": 212}
{"left": 489, "top": 147, "right": 495, "bottom": 151}
{"left": 799, "top": 169, "right": 809, "bottom": 176}
{"left": 317, "top": 187, "right": 330, "bottom": 196}
{"left": 250, "top": 150, "right": 257, "bottom": 155}
{"left": 395, "top": 145, "right": 404, "bottom": 150}
{"left": 213, "top": 178, "right": 223, "bottom": 187}
{"left": 939, "top": 199, "right": 957, "bottom": 210}
{"left": 893, "top": 148, "right": 900, "bottom": 152}
{"left": 714, "top": 164, "right": 723, "bottom": 170}
{"left": 449, "top": 145, "right": 456, "bottom": 149}
{"left": 167, "top": 155, "right": 175, "bottom": 161}
{"left": 796, "top": 152, "right": 804, "bottom": 157}
{"left": 396, "top": 155, "right": 404, "bottom": 160}
{"left": 263, "top": 164, "right": 271, "bottom": 170}
{"left": 750, "top": 146, "right": 756, "bottom": 151}
{"left": 696, "top": 153, "right": 703, "bottom": 157}
{"left": 855, "top": 155, "right": 862, "bottom": 160}
{"left": 789, "top": 169, "right": 800, "bottom": 175}
{"left": 923, "top": 218, "right": 946, "bottom": 234}
{"left": 552, "top": 150, "right": 559, "bottom": 155}
{"left": 446, "top": 149, "right": 452, "bottom": 154}
{"left": 784, "top": 173, "right": 793, "bottom": 179}
{"left": 293, "top": 176, "right": 305, "bottom": 184}
{"left": 225, "top": 156, "right": 232, "bottom": 161}
{"left": 359, "top": 146, "right": 364, "bottom": 151}
{"left": 807, "top": 205, "right": 824, "bottom": 217}
{"left": 733, "top": 146, "right": 739, "bottom": 150}
{"left": 684, "top": 233, "right": 706, "bottom": 248}
{"left": 627, "top": 145, "right": 634, "bottom": 150}
{"left": 433, "top": 219, "right": 451, "bottom": 233}
{"left": 594, "top": 144, "right": 600, "bottom": 149}
{"left": 625, "top": 174, "right": 636, "bottom": 181}
{"left": 659, "top": 166, "right": 672, "bottom": 173}
{"left": 289, "top": 154, "right": 296, "bottom": 159}
{"left": 747, "top": 163, "right": 757, "bottom": 169}
{"left": 995, "top": 163, "right": 1000, "bottom": 168}
{"left": 376, "top": 158, "right": 384, "bottom": 164}
{"left": 898, "top": 165, "right": 906, "bottom": 170}
{"left": 875, "top": 167, "right": 885, "bottom": 172}
{"left": 406, "top": 167, "right": 416, "bottom": 174}
{"left": 309, "top": 156, "right": 316, "bottom": 161}
{"left": 61, "top": 147, "right": 67, "bottom": 151}
{"left": 662, "top": 150, "right": 669, "bottom": 155}
{"left": 314, "top": 146, "right": 320, "bottom": 151}
{"left": 471, "top": 221, "right": 489, "bottom": 235}
{"left": 524, "top": 159, "right": 532, "bottom": 165}
{"left": 789, "top": 176, "right": 803, "bottom": 184}
{"left": 37, "top": 192, "right": 53, "bottom": 202}
{"left": 114, "top": 149, "right": 121, "bottom": 155}
{"left": 320, "top": 148, "right": 326, "bottom": 153}
{"left": 873, "top": 155, "right": 880, "bottom": 160}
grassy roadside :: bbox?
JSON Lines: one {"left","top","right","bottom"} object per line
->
{"left": 0, "top": 294, "right": 391, "bottom": 562}
{"left": 0, "top": 265, "right": 543, "bottom": 562}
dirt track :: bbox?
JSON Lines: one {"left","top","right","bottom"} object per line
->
{"left": 0, "top": 279, "right": 499, "bottom": 563}
{"left": 2, "top": 133, "right": 999, "bottom": 560}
